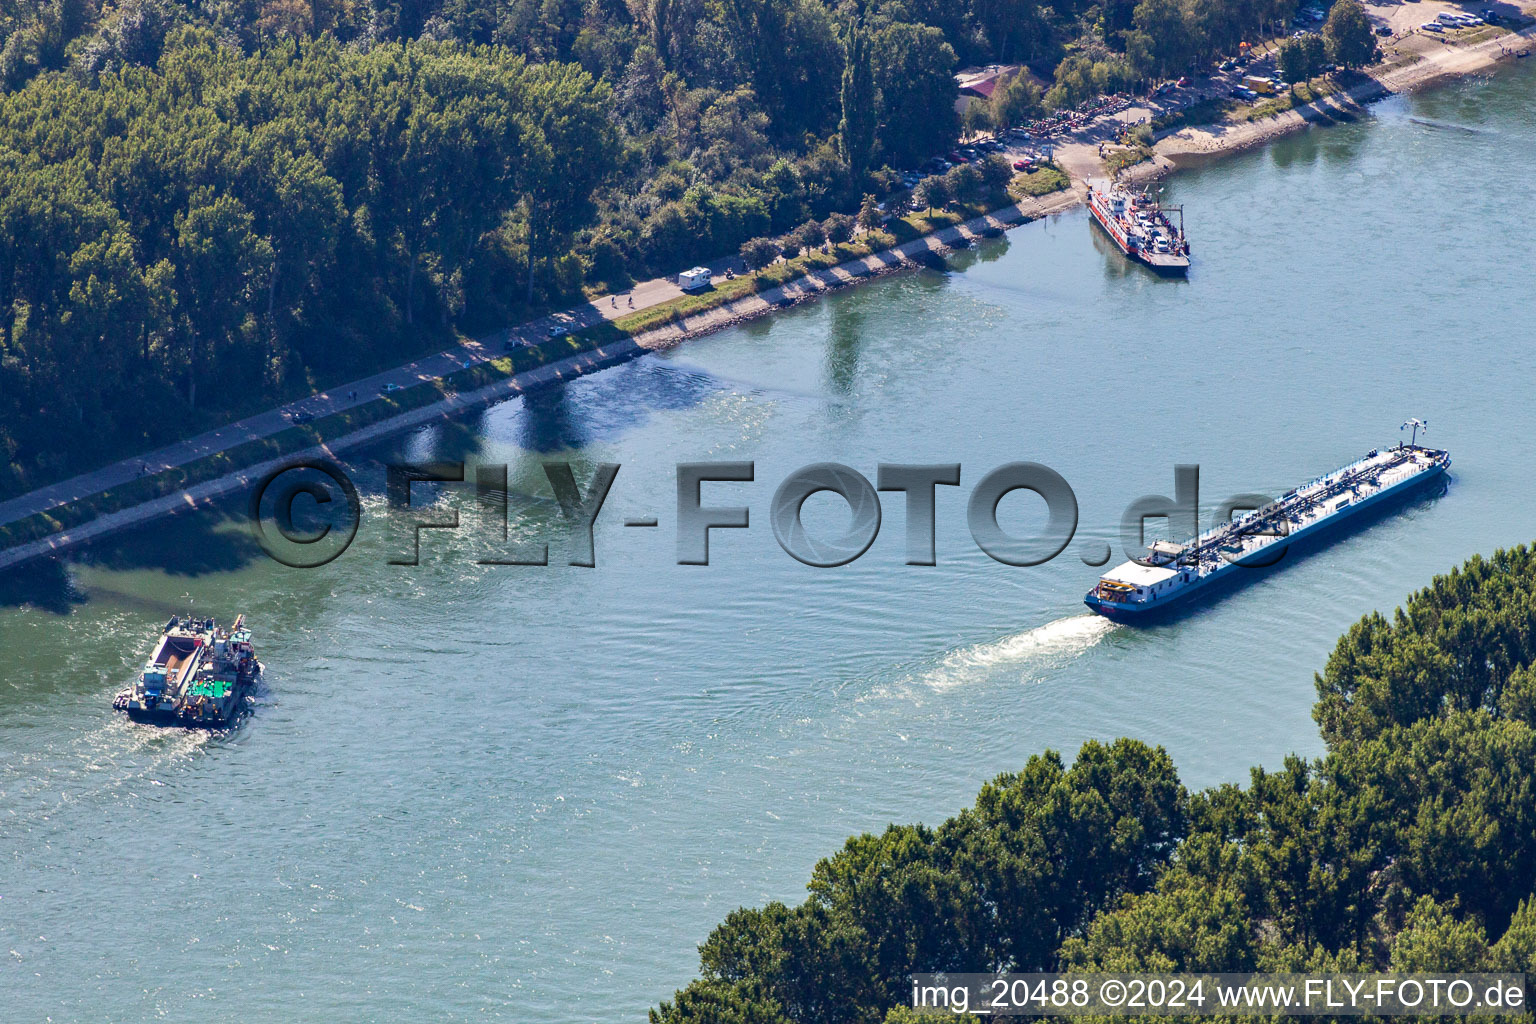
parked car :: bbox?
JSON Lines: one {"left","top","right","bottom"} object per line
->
{"left": 548, "top": 324, "right": 570, "bottom": 337}
{"left": 1219, "top": 59, "right": 1236, "bottom": 70}
{"left": 288, "top": 409, "right": 315, "bottom": 424}
{"left": 1011, "top": 158, "right": 1034, "bottom": 171}
{"left": 1231, "top": 86, "right": 1259, "bottom": 99}
{"left": 379, "top": 382, "right": 403, "bottom": 395}
{"left": 1421, "top": 21, "right": 1444, "bottom": 32}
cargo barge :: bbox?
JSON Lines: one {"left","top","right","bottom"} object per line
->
{"left": 1087, "top": 180, "right": 1190, "bottom": 275}
{"left": 113, "top": 614, "right": 260, "bottom": 727}
{"left": 1086, "top": 437, "right": 1450, "bottom": 620}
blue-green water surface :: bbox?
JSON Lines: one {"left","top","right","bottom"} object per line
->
{"left": 2, "top": 61, "right": 1533, "bottom": 1024}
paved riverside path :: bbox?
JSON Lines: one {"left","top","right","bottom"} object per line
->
{"left": 0, "top": 262, "right": 713, "bottom": 531}
{"left": 0, "top": 197, "right": 1078, "bottom": 567}
{"left": 0, "top": 336, "right": 649, "bottom": 570}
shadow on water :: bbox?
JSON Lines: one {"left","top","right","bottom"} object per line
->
{"left": 0, "top": 557, "right": 84, "bottom": 613}
{"left": 945, "top": 234, "right": 1010, "bottom": 275}
{"left": 1269, "top": 128, "right": 1320, "bottom": 171}
{"left": 1, "top": 504, "right": 268, "bottom": 613}
{"left": 517, "top": 382, "right": 588, "bottom": 452}
{"left": 422, "top": 416, "right": 489, "bottom": 465}
{"left": 503, "top": 356, "right": 727, "bottom": 453}
{"left": 79, "top": 509, "right": 265, "bottom": 577}
{"left": 826, "top": 295, "right": 868, "bottom": 395}
{"left": 1088, "top": 225, "right": 1190, "bottom": 285}
{"left": 1267, "top": 107, "right": 1367, "bottom": 172}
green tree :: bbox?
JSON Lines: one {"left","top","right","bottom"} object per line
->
{"left": 515, "top": 59, "right": 622, "bottom": 303}
{"left": 172, "top": 191, "right": 274, "bottom": 406}
{"left": 1313, "top": 545, "right": 1536, "bottom": 747}
{"left": 977, "top": 153, "right": 1013, "bottom": 193}
{"left": 1128, "top": 0, "right": 1199, "bottom": 79}
{"left": 822, "top": 211, "right": 853, "bottom": 245}
{"left": 990, "top": 71, "right": 1043, "bottom": 129}
{"left": 740, "top": 236, "right": 779, "bottom": 273}
{"left": 1278, "top": 32, "right": 1326, "bottom": 90}
{"left": 913, "top": 174, "right": 948, "bottom": 214}
{"left": 650, "top": 978, "right": 791, "bottom": 1024}
{"left": 837, "top": 13, "right": 877, "bottom": 184}
{"left": 945, "top": 161, "right": 982, "bottom": 204}
{"left": 872, "top": 21, "right": 959, "bottom": 168}
{"left": 1061, "top": 878, "right": 1257, "bottom": 971}
{"left": 1324, "top": 0, "right": 1378, "bottom": 69}
{"left": 1489, "top": 896, "right": 1536, "bottom": 971}
{"left": 857, "top": 193, "right": 882, "bottom": 231}
{"left": 971, "top": 0, "right": 1047, "bottom": 63}
{"left": 962, "top": 98, "right": 992, "bottom": 139}
{"left": 793, "top": 217, "right": 826, "bottom": 251}
{"left": 1390, "top": 896, "right": 1489, "bottom": 972}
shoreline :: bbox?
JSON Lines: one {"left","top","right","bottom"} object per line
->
{"left": 1125, "top": 14, "right": 1536, "bottom": 181}
{"left": 2, "top": 23, "right": 1530, "bottom": 572}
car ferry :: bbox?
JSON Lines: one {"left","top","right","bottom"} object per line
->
{"left": 1087, "top": 180, "right": 1190, "bottom": 274}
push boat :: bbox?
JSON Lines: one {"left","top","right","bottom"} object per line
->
{"left": 1087, "top": 181, "right": 1190, "bottom": 275}
{"left": 1085, "top": 440, "right": 1450, "bottom": 620}
{"left": 113, "top": 614, "right": 260, "bottom": 727}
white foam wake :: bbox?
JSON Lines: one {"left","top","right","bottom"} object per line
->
{"left": 921, "top": 614, "right": 1117, "bottom": 692}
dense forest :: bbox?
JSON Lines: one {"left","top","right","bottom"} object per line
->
{"left": 0, "top": 0, "right": 1321, "bottom": 494}
{"left": 652, "top": 544, "right": 1536, "bottom": 1023}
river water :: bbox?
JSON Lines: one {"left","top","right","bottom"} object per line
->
{"left": 2, "top": 63, "right": 1532, "bottom": 1023}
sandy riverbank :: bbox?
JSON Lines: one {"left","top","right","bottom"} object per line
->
{"left": 1116, "top": 5, "right": 1535, "bottom": 180}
